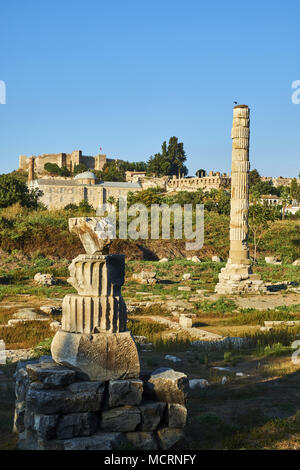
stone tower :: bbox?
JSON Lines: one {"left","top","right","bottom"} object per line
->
{"left": 215, "top": 105, "right": 265, "bottom": 294}
{"left": 28, "top": 157, "right": 35, "bottom": 183}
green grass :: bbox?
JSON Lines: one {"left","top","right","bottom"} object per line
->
{"left": 241, "top": 325, "right": 300, "bottom": 347}
{"left": 222, "top": 308, "right": 300, "bottom": 326}
{"left": 256, "top": 342, "right": 292, "bottom": 357}
{"left": 0, "top": 283, "right": 75, "bottom": 301}
{"left": 127, "top": 319, "right": 168, "bottom": 339}
{"left": 195, "top": 297, "right": 237, "bottom": 315}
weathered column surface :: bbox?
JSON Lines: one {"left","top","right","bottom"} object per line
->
{"left": 215, "top": 105, "right": 266, "bottom": 294}
{"left": 51, "top": 217, "right": 140, "bottom": 380}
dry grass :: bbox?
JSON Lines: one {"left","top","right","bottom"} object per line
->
{"left": 0, "top": 321, "right": 52, "bottom": 349}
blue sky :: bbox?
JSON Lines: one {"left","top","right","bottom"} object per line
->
{"left": 1, "top": 0, "right": 299, "bottom": 177}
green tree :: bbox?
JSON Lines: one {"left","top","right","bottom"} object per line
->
{"left": 44, "top": 163, "right": 61, "bottom": 175}
{"left": 95, "top": 162, "right": 126, "bottom": 182}
{"left": 196, "top": 169, "right": 206, "bottom": 177}
{"left": 127, "top": 188, "right": 164, "bottom": 207}
{"left": 280, "top": 187, "right": 291, "bottom": 220}
{"left": 249, "top": 169, "right": 261, "bottom": 187}
{"left": 73, "top": 163, "right": 88, "bottom": 175}
{"left": 290, "top": 178, "right": 300, "bottom": 202}
{"left": 0, "top": 174, "right": 42, "bottom": 209}
{"left": 249, "top": 204, "right": 278, "bottom": 262}
{"left": 147, "top": 137, "right": 188, "bottom": 177}
{"left": 78, "top": 200, "right": 94, "bottom": 213}
{"left": 44, "top": 163, "right": 70, "bottom": 177}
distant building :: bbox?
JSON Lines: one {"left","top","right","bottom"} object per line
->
{"left": 166, "top": 171, "right": 231, "bottom": 192}
{"left": 260, "top": 194, "right": 282, "bottom": 205}
{"left": 125, "top": 170, "right": 147, "bottom": 182}
{"left": 28, "top": 163, "right": 142, "bottom": 209}
{"left": 19, "top": 150, "right": 114, "bottom": 175}
{"left": 261, "top": 176, "right": 300, "bottom": 188}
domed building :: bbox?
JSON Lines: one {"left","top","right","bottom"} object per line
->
{"left": 74, "top": 171, "right": 97, "bottom": 185}
{"left": 28, "top": 162, "right": 142, "bottom": 209}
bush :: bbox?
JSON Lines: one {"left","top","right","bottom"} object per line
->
{"left": 0, "top": 175, "right": 42, "bottom": 209}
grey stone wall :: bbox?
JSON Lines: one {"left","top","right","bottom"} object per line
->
{"left": 14, "top": 359, "right": 188, "bottom": 450}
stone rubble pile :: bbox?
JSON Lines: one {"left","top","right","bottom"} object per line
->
{"left": 34, "top": 273, "right": 56, "bottom": 286}
{"left": 14, "top": 362, "right": 188, "bottom": 451}
{"left": 132, "top": 271, "right": 157, "bottom": 285}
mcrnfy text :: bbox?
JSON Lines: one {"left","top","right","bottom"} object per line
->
{"left": 104, "top": 454, "right": 196, "bottom": 467}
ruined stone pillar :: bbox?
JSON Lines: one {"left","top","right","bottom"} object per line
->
{"left": 28, "top": 157, "right": 35, "bottom": 183}
{"left": 215, "top": 105, "right": 265, "bottom": 294}
{"left": 51, "top": 217, "right": 140, "bottom": 380}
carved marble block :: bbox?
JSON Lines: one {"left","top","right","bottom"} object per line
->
{"left": 51, "top": 217, "right": 140, "bottom": 380}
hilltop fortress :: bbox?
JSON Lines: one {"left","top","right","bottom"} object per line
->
{"left": 20, "top": 150, "right": 232, "bottom": 209}
{"left": 19, "top": 150, "right": 112, "bottom": 175}
{"left": 19, "top": 149, "right": 299, "bottom": 210}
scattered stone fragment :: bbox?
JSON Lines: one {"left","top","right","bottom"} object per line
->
{"left": 292, "top": 259, "right": 300, "bottom": 266}
{"left": 8, "top": 309, "right": 49, "bottom": 326}
{"left": 179, "top": 315, "right": 192, "bottom": 328}
{"left": 221, "top": 376, "right": 227, "bottom": 385}
{"left": 34, "top": 273, "right": 56, "bottom": 286}
{"left": 40, "top": 305, "right": 62, "bottom": 316}
{"left": 145, "top": 368, "right": 188, "bottom": 405}
{"left": 159, "top": 258, "right": 169, "bottom": 263}
{"left": 182, "top": 273, "right": 191, "bottom": 281}
{"left": 212, "top": 256, "right": 222, "bottom": 262}
{"left": 265, "top": 256, "right": 281, "bottom": 265}
{"left": 264, "top": 320, "right": 300, "bottom": 327}
{"left": 191, "top": 256, "right": 201, "bottom": 263}
{"left": 260, "top": 326, "right": 272, "bottom": 332}
{"left": 132, "top": 271, "right": 157, "bottom": 284}
{"left": 164, "top": 355, "right": 182, "bottom": 363}
{"left": 178, "top": 286, "right": 191, "bottom": 292}
{"left": 189, "top": 379, "right": 209, "bottom": 390}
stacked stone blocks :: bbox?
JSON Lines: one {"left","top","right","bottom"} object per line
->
{"left": 14, "top": 361, "right": 188, "bottom": 450}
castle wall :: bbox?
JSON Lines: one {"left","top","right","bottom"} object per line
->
{"left": 166, "top": 175, "right": 231, "bottom": 191}
{"left": 19, "top": 151, "right": 108, "bottom": 174}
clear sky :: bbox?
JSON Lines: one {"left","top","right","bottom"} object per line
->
{"left": 1, "top": 0, "right": 299, "bottom": 177}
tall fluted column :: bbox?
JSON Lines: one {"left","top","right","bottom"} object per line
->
{"left": 229, "top": 105, "right": 250, "bottom": 265}
{"left": 215, "top": 105, "right": 265, "bottom": 294}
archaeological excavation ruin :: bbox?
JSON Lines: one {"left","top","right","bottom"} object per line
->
{"left": 215, "top": 105, "right": 266, "bottom": 295}
{"left": 13, "top": 217, "right": 188, "bottom": 450}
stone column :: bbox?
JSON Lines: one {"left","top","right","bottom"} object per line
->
{"left": 51, "top": 217, "right": 140, "bottom": 381}
{"left": 215, "top": 105, "right": 265, "bottom": 294}
{"left": 28, "top": 157, "right": 35, "bottom": 183}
